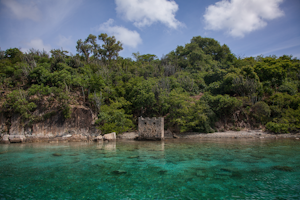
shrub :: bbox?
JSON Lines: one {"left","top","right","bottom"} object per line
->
{"left": 266, "top": 122, "right": 289, "bottom": 134}
{"left": 278, "top": 82, "right": 298, "bottom": 95}
{"left": 96, "top": 98, "right": 133, "bottom": 134}
{"left": 251, "top": 101, "right": 271, "bottom": 123}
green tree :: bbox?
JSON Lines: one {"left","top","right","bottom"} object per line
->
{"left": 98, "top": 33, "right": 123, "bottom": 61}
{"left": 50, "top": 49, "right": 69, "bottom": 59}
{"left": 96, "top": 98, "right": 133, "bottom": 134}
{"left": 76, "top": 34, "right": 98, "bottom": 63}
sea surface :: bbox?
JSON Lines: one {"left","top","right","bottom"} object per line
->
{"left": 0, "top": 138, "right": 299, "bottom": 199}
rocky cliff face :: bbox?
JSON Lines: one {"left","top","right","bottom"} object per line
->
{"left": 0, "top": 106, "right": 101, "bottom": 143}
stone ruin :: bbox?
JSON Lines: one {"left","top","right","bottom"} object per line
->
{"left": 138, "top": 117, "right": 164, "bottom": 140}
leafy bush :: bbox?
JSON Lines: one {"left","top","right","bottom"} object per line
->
{"left": 266, "top": 122, "right": 289, "bottom": 134}
{"left": 251, "top": 101, "right": 271, "bottom": 123}
{"left": 203, "top": 94, "right": 242, "bottom": 121}
{"left": 96, "top": 98, "right": 133, "bottom": 134}
{"left": 266, "top": 107, "right": 300, "bottom": 133}
{"left": 278, "top": 82, "right": 298, "bottom": 95}
{"left": 5, "top": 90, "right": 37, "bottom": 120}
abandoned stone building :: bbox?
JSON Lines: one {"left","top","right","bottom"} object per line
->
{"left": 138, "top": 117, "right": 164, "bottom": 140}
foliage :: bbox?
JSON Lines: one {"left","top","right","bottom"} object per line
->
{"left": 1, "top": 34, "right": 299, "bottom": 134}
{"left": 96, "top": 98, "right": 133, "bottom": 134}
{"left": 251, "top": 101, "right": 271, "bottom": 123}
{"left": 202, "top": 94, "right": 242, "bottom": 121}
{"left": 4, "top": 90, "right": 37, "bottom": 120}
{"left": 278, "top": 81, "right": 298, "bottom": 95}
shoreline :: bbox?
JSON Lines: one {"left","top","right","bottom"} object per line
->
{"left": 175, "top": 130, "right": 300, "bottom": 139}
{"left": 1, "top": 130, "right": 299, "bottom": 144}
{"left": 118, "top": 130, "right": 300, "bottom": 140}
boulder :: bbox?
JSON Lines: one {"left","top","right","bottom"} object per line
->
{"left": 117, "top": 132, "right": 138, "bottom": 139}
{"left": 62, "top": 134, "right": 72, "bottom": 138}
{"left": 164, "top": 129, "right": 173, "bottom": 139}
{"left": 95, "top": 135, "right": 103, "bottom": 141}
{"left": 173, "top": 134, "right": 179, "bottom": 139}
{"left": 8, "top": 135, "right": 26, "bottom": 143}
{"left": 1, "top": 134, "right": 10, "bottom": 144}
{"left": 103, "top": 132, "right": 116, "bottom": 141}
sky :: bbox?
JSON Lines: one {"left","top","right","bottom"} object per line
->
{"left": 0, "top": 0, "right": 299, "bottom": 59}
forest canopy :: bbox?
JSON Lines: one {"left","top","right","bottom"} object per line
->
{"left": 1, "top": 34, "right": 299, "bottom": 134}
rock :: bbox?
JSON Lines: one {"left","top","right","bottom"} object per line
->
{"left": 164, "top": 129, "right": 173, "bottom": 139}
{"left": 62, "top": 134, "right": 72, "bottom": 138}
{"left": 1, "top": 134, "right": 10, "bottom": 144}
{"left": 173, "top": 134, "right": 179, "bottom": 139}
{"left": 159, "top": 170, "right": 168, "bottom": 174}
{"left": 8, "top": 135, "right": 26, "bottom": 143}
{"left": 117, "top": 132, "right": 138, "bottom": 139}
{"left": 103, "top": 132, "right": 116, "bottom": 141}
{"left": 128, "top": 155, "right": 139, "bottom": 159}
{"left": 9, "top": 114, "right": 24, "bottom": 135}
{"left": 95, "top": 135, "right": 103, "bottom": 141}
{"left": 26, "top": 106, "right": 96, "bottom": 138}
{"left": 68, "top": 134, "right": 88, "bottom": 142}
{"left": 52, "top": 153, "right": 62, "bottom": 156}
{"left": 272, "top": 166, "right": 293, "bottom": 172}
{"left": 112, "top": 170, "right": 127, "bottom": 174}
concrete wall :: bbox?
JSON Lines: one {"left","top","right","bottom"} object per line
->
{"left": 138, "top": 117, "right": 164, "bottom": 140}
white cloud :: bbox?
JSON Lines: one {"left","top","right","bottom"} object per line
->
{"left": 204, "top": 0, "right": 284, "bottom": 37}
{"left": 57, "top": 35, "right": 73, "bottom": 49}
{"left": 22, "top": 38, "right": 52, "bottom": 53}
{"left": 98, "top": 19, "right": 142, "bottom": 48}
{"left": 115, "top": 0, "right": 182, "bottom": 29}
{"left": 1, "top": 0, "right": 41, "bottom": 21}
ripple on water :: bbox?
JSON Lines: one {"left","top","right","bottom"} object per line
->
{"left": 0, "top": 139, "right": 299, "bottom": 199}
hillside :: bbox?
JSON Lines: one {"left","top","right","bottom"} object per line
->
{"left": 0, "top": 34, "right": 299, "bottom": 137}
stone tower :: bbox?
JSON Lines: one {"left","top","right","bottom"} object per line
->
{"left": 138, "top": 117, "right": 164, "bottom": 140}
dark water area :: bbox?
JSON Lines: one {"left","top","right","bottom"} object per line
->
{"left": 0, "top": 138, "right": 299, "bottom": 199}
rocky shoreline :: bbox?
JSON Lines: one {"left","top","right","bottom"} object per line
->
{"left": 120, "top": 130, "right": 300, "bottom": 140}
{"left": 0, "top": 132, "right": 116, "bottom": 144}
{"left": 2, "top": 130, "right": 299, "bottom": 144}
{"left": 175, "top": 130, "right": 300, "bottom": 139}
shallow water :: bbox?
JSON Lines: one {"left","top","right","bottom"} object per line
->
{"left": 0, "top": 138, "right": 299, "bottom": 199}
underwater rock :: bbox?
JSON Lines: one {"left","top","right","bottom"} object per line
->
{"left": 231, "top": 171, "right": 243, "bottom": 178}
{"left": 196, "top": 171, "right": 205, "bottom": 177}
{"left": 251, "top": 154, "right": 265, "bottom": 159}
{"left": 0, "top": 151, "right": 8, "bottom": 154}
{"left": 220, "top": 168, "right": 233, "bottom": 172}
{"left": 158, "top": 170, "right": 168, "bottom": 174}
{"left": 272, "top": 166, "right": 293, "bottom": 172}
{"left": 52, "top": 153, "right": 62, "bottom": 156}
{"left": 112, "top": 170, "right": 127, "bottom": 174}
{"left": 128, "top": 155, "right": 139, "bottom": 159}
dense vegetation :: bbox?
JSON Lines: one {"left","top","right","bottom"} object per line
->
{"left": 1, "top": 34, "right": 299, "bottom": 134}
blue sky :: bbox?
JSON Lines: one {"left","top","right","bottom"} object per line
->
{"left": 0, "top": 0, "right": 299, "bottom": 59}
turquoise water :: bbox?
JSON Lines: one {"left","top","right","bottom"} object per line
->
{"left": 0, "top": 139, "right": 299, "bottom": 199}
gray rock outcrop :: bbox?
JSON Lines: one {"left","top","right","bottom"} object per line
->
{"left": 0, "top": 106, "right": 101, "bottom": 143}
